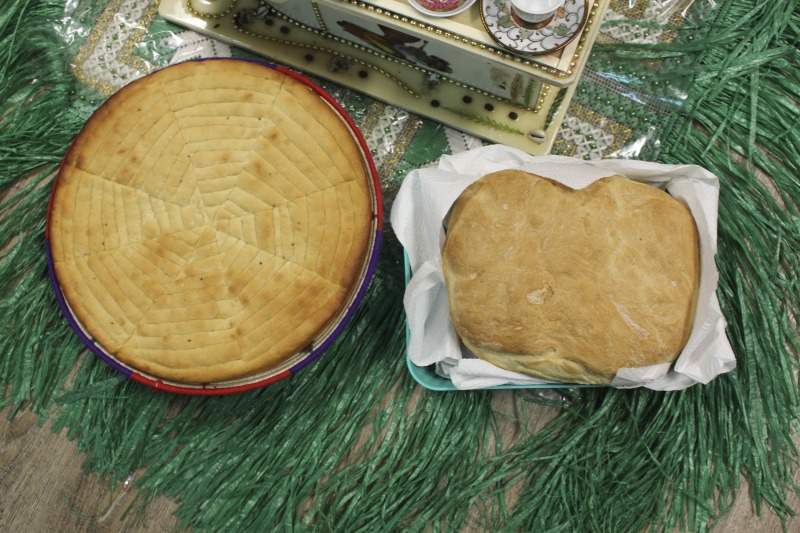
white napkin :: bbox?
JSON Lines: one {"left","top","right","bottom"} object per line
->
{"left": 390, "top": 145, "right": 736, "bottom": 390}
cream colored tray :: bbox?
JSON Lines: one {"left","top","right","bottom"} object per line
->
{"left": 159, "top": 0, "right": 610, "bottom": 154}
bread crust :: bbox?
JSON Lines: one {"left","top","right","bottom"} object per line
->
{"left": 50, "top": 60, "right": 373, "bottom": 383}
{"left": 441, "top": 170, "right": 700, "bottom": 384}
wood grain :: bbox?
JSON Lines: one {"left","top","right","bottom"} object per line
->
{"left": 0, "top": 406, "right": 179, "bottom": 533}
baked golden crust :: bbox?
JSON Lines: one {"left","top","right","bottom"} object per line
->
{"left": 50, "top": 60, "right": 373, "bottom": 383}
{"left": 441, "top": 170, "right": 700, "bottom": 384}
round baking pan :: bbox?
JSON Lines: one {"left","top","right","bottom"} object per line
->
{"left": 45, "top": 58, "right": 382, "bottom": 395}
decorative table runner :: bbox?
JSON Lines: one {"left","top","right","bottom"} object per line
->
{"left": 1, "top": 0, "right": 799, "bottom": 531}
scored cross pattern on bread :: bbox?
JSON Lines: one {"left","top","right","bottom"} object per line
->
{"left": 49, "top": 60, "right": 374, "bottom": 383}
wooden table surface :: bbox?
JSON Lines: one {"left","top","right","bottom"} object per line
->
{"left": 3, "top": 397, "right": 799, "bottom": 532}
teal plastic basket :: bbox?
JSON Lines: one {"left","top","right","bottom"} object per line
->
{"left": 403, "top": 252, "right": 599, "bottom": 391}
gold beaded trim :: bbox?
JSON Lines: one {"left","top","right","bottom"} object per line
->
{"left": 378, "top": 114, "right": 425, "bottom": 179}
{"left": 235, "top": 7, "right": 420, "bottom": 98}
{"left": 312, "top": 1, "right": 328, "bottom": 33}
{"left": 552, "top": 101, "right": 632, "bottom": 157}
{"left": 248, "top": 2, "right": 543, "bottom": 111}
{"left": 72, "top": 0, "right": 121, "bottom": 96}
{"left": 72, "top": 0, "right": 160, "bottom": 97}
{"left": 535, "top": 84, "right": 551, "bottom": 113}
{"left": 122, "top": 2, "right": 160, "bottom": 75}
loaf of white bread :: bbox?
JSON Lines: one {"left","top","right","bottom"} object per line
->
{"left": 441, "top": 170, "right": 700, "bottom": 384}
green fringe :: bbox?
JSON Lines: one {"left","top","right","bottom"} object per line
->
{"left": 659, "top": 0, "right": 800, "bottom": 526}
{"left": 0, "top": 0, "right": 87, "bottom": 415}
{"left": 2, "top": 0, "right": 800, "bottom": 531}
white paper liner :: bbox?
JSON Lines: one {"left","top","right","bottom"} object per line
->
{"left": 390, "top": 145, "right": 736, "bottom": 390}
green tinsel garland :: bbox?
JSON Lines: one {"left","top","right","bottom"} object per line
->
{"left": 1, "top": 0, "right": 799, "bottom": 531}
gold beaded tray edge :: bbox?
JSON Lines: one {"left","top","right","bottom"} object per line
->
{"left": 160, "top": 0, "right": 611, "bottom": 155}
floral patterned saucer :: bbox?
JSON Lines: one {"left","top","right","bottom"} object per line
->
{"left": 480, "top": 0, "right": 587, "bottom": 55}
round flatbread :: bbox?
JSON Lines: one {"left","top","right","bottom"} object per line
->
{"left": 49, "top": 59, "right": 376, "bottom": 384}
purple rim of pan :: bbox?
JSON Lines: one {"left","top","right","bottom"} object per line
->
{"left": 46, "top": 243, "right": 134, "bottom": 378}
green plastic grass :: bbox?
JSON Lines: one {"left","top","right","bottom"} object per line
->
{"left": 1, "top": 0, "right": 799, "bottom": 531}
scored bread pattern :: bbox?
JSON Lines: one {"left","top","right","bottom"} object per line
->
{"left": 49, "top": 60, "right": 373, "bottom": 383}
